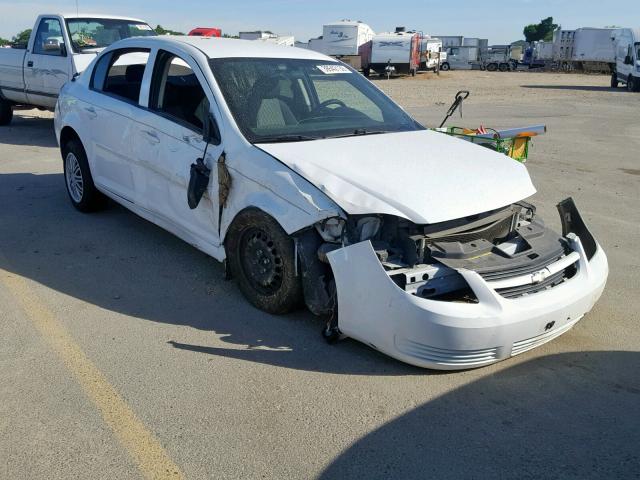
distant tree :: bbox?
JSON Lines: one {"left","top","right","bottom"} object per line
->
{"left": 12, "top": 29, "right": 32, "bottom": 45}
{"left": 523, "top": 17, "right": 558, "bottom": 42}
{"left": 0, "top": 37, "right": 10, "bottom": 46}
{"left": 154, "top": 25, "right": 185, "bottom": 36}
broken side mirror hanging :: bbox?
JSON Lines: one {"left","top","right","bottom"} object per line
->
{"left": 187, "top": 114, "right": 218, "bottom": 209}
{"left": 439, "top": 90, "right": 470, "bottom": 128}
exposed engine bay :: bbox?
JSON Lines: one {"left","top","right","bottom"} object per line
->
{"left": 299, "top": 199, "right": 592, "bottom": 316}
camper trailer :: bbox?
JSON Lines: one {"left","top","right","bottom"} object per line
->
{"left": 370, "top": 29, "right": 421, "bottom": 76}
{"left": 421, "top": 37, "right": 443, "bottom": 71}
{"left": 318, "top": 20, "right": 375, "bottom": 70}
{"left": 612, "top": 28, "right": 640, "bottom": 91}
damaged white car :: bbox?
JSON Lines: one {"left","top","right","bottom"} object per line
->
{"left": 54, "top": 36, "right": 608, "bottom": 369}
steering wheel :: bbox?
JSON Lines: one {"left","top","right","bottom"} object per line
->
{"left": 317, "top": 99, "right": 347, "bottom": 110}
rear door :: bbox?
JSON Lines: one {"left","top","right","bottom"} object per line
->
{"left": 25, "top": 17, "right": 71, "bottom": 108}
{"left": 131, "top": 49, "right": 223, "bottom": 248}
{"left": 84, "top": 48, "right": 151, "bottom": 203}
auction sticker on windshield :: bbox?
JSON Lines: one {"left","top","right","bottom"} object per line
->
{"left": 317, "top": 64, "right": 351, "bottom": 74}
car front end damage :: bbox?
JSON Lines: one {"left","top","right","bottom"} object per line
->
{"left": 298, "top": 198, "right": 607, "bottom": 370}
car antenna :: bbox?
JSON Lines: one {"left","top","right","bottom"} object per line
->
{"left": 75, "top": 0, "right": 79, "bottom": 17}
{"left": 439, "top": 90, "right": 470, "bottom": 128}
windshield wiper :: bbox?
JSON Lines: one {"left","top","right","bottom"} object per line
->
{"left": 253, "top": 134, "right": 320, "bottom": 144}
{"left": 326, "top": 129, "right": 392, "bottom": 139}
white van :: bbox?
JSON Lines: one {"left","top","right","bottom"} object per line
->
{"left": 612, "top": 28, "right": 640, "bottom": 91}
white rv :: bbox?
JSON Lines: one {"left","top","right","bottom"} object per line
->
{"left": 322, "top": 20, "right": 375, "bottom": 56}
{"left": 370, "top": 31, "right": 421, "bottom": 76}
{"left": 612, "top": 28, "right": 640, "bottom": 91}
{"left": 421, "top": 37, "right": 443, "bottom": 71}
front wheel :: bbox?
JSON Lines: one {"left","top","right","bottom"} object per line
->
{"left": 0, "top": 100, "right": 13, "bottom": 126}
{"left": 226, "top": 209, "right": 303, "bottom": 314}
{"left": 440, "top": 62, "right": 450, "bottom": 71}
{"left": 62, "top": 139, "right": 106, "bottom": 212}
{"left": 611, "top": 73, "right": 619, "bottom": 88}
{"left": 628, "top": 75, "right": 638, "bottom": 92}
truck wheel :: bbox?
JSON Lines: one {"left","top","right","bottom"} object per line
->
{"left": 363, "top": 67, "right": 371, "bottom": 77}
{"left": 440, "top": 62, "right": 450, "bottom": 71}
{"left": 486, "top": 63, "right": 498, "bottom": 72}
{"left": 0, "top": 100, "right": 13, "bottom": 126}
{"left": 628, "top": 75, "right": 638, "bottom": 92}
{"left": 498, "top": 63, "right": 509, "bottom": 72}
{"left": 611, "top": 73, "right": 619, "bottom": 88}
{"left": 62, "top": 139, "right": 106, "bottom": 212}
{"left": 226, "top": 209, "right": 303, "bottom": 314}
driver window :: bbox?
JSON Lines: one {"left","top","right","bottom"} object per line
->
{"left": 151, "top": 51, "right": 209, "bottom": 132}
{"left": 33, "top": 18, "right": 65, "bottom": 56}
{"left": 310, "top": 76, "right": 383, "bottom": 122}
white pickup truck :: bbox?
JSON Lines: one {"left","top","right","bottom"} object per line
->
{"left": 0, "top": 13, "right": 155, "bottom": 125}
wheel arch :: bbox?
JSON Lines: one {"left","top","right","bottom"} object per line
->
{"left": 59, "top": 126, "right": 83, "bottom": 154}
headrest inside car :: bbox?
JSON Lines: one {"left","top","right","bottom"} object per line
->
{"left": 125, "top": 64, "right": 145, "bottom": 83}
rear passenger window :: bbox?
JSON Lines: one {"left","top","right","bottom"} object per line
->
{"left": 92, "top": 48, "right": 150, "bottom": 104}
{"left": 150, "top": 51, "right": 209, "bottom": 132}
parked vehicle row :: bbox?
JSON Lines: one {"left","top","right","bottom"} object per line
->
{"left": 54, "top": 35, "right": 608, "bottom": 369}
{"left": 0, "top": 13, "right": 156, "bottom": 124}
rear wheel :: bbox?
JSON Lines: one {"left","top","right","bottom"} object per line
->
{"left": 440, "top": 62, "right": 450, "bottom": 71}
{"left": 62, "top": 139, "right": 106, "bottom": 212}
{"left": 0, "top": 100, "right": 13, "bottom": 126}
{"left": 226, "top": 209, "right": 303, "bottom": 314}
{"left": 498, "top": 63, "right": 509, "bottom": 72}
{"left": 611, "top": 73, "right": 619, "bottom": 88}
{"left": 628, "top": 75, "right": 638, "bottom": 92}
{"left": 486, "top": 63, "right": 498, "bottom": 72}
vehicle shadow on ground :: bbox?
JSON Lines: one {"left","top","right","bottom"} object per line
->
{"left": 521, "top": 85, "right": 625, "bottom": 93}
{"left": 319, "top": 351, "right": 640, "bottom": 480}
{"left": 0, "top": 172, "right": 423, "bottom": 376}
{"left": 0, "top": 114, "right": 57, "bottom": 148}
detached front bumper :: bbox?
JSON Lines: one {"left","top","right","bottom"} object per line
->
{"left": 327, "top": 233, "right": 608, "bottom": 370}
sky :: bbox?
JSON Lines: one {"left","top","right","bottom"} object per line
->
{"left": 2, "top": 0, "right": 639, "bottom": 43}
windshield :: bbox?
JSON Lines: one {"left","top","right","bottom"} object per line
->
{"left": 209, "top": 58, "right": 423, "bottom": 143}
{"left": 66, "top": 18, "right": 156, "bottom": 52}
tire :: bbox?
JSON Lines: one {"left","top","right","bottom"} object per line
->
{"left": 440, "top": 62, "right": 450, "bottom": 71}
{"left": 486, "top": 63, "right": 498, "bottom": 72}
{"left": 611, "top": 73, "right": 619, "bottom": 88}
{"left": 62, "top": 139, "right": 106, "bottom": 212}
{"left": 0, "top": 99, "right": 13, "bottom": 126}
{"left": 628, "top": 75, "right": 638, "bottom": 92}
{"left": 226, "top": 209, "right": 303, "bottom": 314}
{"left": 498, "top": 63, "right": 509, "bottom": 72}
{"left": 363, "top": 67, "right": 371, "bottom": 77}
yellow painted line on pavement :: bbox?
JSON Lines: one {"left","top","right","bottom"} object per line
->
{"left": 0, "top": 267, "right": 184, "bottom": 480}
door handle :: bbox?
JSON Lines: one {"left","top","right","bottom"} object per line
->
{"left": 27, "top": 61, "right": 34, "bottom": 67}
{"left": 84, "top": 106, "right": 97, "bottom": 119}
{"left": 142, "top": 130, "right": 160, "bottom": 144}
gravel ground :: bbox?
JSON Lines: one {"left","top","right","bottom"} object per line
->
{"left": 0, "top": 70, "right": 639, "bottom": 480}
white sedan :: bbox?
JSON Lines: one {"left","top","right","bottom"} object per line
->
{"left": 54, "top": 36, "right": 608, "bottom": 369}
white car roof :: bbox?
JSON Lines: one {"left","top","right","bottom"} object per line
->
{"left": 124, "top": 36, "right": 331, "bottom": 60}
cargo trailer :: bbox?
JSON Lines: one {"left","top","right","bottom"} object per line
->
{"left": 571, "top": 27, "right": 616, "bottom": 72}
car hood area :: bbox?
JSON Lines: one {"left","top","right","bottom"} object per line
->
{"left": 258, "top": 129, "right": 537, "bottom": 224}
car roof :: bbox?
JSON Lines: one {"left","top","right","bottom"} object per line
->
{"left": 125, "top": 35, "right": 332, "bottom": 60}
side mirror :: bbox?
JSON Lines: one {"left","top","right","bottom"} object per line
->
{"left": 203, "top": 113, "right": 221, "bottom": 146}
{"left": 625, "top": 55, "right": 633, "bottom": 65}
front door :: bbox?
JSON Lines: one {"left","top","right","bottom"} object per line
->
{"left": 25, "top": 17, "right": 71, "bottom": 108}
{"left": 131, "top": 49, "right": 222, "bottom": 250}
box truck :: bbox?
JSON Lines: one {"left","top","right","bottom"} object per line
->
{"left": 611, "top": 28, "right": 640, "bottom": 91}
{"left": 572, "top": 27, "right": 616, "bottom": 72}
{"left": 370, "top": 29, "right": 421, "bottom": 76}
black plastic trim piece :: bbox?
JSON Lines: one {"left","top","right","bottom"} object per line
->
{"left": 557, "top": 197, "right": 597, "bottom": 260}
